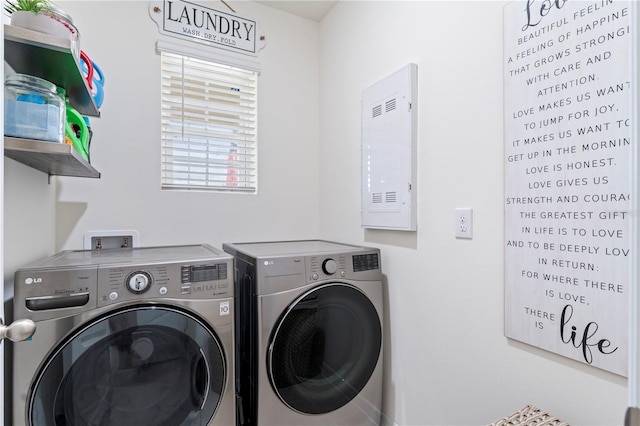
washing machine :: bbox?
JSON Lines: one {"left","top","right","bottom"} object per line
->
{"left": 12, "top": 244, "right": 235, "bottom": 426}
{"left": 223, "top": 240, "right": 383, "bottom": 426}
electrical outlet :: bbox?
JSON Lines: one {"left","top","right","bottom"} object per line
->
{"left": 455, "top": 208, "right": 473, "bottom": 239}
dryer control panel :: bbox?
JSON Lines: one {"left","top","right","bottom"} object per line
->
{"left": 306, "top": 250, "right": 381, "bottom": 282}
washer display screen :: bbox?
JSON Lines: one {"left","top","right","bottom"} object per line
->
{"left": 28, "top": 305, "right": 226, "bottom": 426}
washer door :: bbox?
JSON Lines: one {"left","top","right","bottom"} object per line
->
{"left": 28, "top": 305, "right": 226, "bottom": 426}
{"left": 267, "top": 283, "right": 381, "bottom": 414}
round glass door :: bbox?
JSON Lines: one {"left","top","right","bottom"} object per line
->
{"left": 28, "top": 305, "right": 226, "bottom": 426}
{"left": 268, "top": 283, "right": 381, "bottom": 414}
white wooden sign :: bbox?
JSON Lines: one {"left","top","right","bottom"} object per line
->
{"left": 504, "top": 0, "right": 632, "bottom": 376}
{"left": 149, "top": 0, "right": 266, "bottom": 56}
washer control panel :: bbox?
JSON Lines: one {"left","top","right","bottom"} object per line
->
{"left": 97, "top": 260, "right": 232, "bottom": 307}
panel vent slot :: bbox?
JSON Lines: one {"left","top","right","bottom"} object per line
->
{"left": 385, "top": 192, "right": 397, "bottom": 203}
{"left": 385, "top": 98, "right": 396, "bottom": 112}
{"left": 372, "top": 193, "right": 383, "bottom": 204}
{"left": 372, "top": 105, "right": 382, "bottom": 118}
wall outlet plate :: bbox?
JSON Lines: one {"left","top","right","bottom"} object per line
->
{"left": 455, "top": 208, "right": 473, "bottom": 239}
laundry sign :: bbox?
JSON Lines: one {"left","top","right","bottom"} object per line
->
{"left": 149, "top": 0, "right": 266, "bottom": 56}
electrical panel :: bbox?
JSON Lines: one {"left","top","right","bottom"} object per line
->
{"left": 361, "top": 63, "right": 417, "bottom": 231}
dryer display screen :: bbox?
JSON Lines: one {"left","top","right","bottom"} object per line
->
{"left": 352, "top": 254, "right": 379, "bottom": 272}
{"left": 182, "top": 264, "right": 228, "bottom": 283}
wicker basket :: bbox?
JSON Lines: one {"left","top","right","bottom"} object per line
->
{"left": 488, "top": 405, "right": 570, "bottom": 426}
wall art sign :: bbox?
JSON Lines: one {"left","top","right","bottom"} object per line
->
{"left": 149, "top": 0, "right": 266, "bottom": 56}
{"left": 504, "top": 0, "right": 632, "bottom": 376}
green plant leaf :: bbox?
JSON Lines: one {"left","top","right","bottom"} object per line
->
{"left": 5, "top": 0, "right": 52, "bottom": 14}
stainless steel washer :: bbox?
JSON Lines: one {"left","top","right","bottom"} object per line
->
{"left": 12, "top": 244, "right": 235, "bottom": 426}
{"left": 223, "top": 240, "right": 383, "bottom": 426}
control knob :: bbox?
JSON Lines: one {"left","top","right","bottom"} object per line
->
{"left": 126, "top": 271, "right": 152, "bottom": 294}
{"left": 322, "top": 258, "right": 338, "bottom": 275}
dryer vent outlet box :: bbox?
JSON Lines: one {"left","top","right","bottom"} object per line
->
{"left": 361, "top": 63, "right": 417, "bottom": 231}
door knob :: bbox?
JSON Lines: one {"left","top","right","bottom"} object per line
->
{"left": 0, "top": 318, "right": 36, "bottom": 342}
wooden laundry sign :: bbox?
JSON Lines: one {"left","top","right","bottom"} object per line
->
{"left": 149, "top": 0, "right": 266, "bottom": 56}
{"left": 503, "top": 0, "right": 632, "bottom": 376}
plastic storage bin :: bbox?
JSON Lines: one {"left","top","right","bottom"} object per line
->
{"left": 4, "top": 74, "right": 65, "bottom": 143}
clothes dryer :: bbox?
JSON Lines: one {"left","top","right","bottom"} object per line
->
{"left": 223, "top": 240, "right": 383, "bottom": 426}
{"left": 12, "top": 244, "right": 235, "bottom": 426}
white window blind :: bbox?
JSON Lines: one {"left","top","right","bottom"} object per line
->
{"left": 160, "top": 51, "right": 258, "bottom": 192}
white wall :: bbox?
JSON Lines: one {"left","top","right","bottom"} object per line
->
{"left": 4, "top": 160, "right": 55, "bottom": 286}
{"left": 54, "top": 0, "right": 321, "bottom": 251}
{"left": 319, "top": 1, "right": 627, "bottom": 425}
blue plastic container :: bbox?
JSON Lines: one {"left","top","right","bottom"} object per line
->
{"left": 4, "top": 74, "right": 65, "bottom": 142}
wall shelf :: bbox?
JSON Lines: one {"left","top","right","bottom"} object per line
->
{"left": 4, "top": 24, "right": 101, "bottom": 179}
{"left": 4, "top": 137, "right": 100, "bottom": 179}
{"left": 4, "top": 24, "right": 100, "bottom": 117}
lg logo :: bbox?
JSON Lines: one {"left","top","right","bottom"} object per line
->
{"left": 24, "top": 277, "right": 43, "bottom": 285}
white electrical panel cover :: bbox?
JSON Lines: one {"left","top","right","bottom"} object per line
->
{"left": 361, "top": 63, "right": 417, "bottom": 231}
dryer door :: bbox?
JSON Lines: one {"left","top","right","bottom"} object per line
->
{"left": 27, "top": 305, "right": 226, "bottom": 426}
{"left": 267, "top": 283, "right": 382, "bottom": 414}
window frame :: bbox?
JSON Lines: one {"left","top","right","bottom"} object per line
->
{"left": 158, "top": 42, "right": 259, "bottom": 193}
